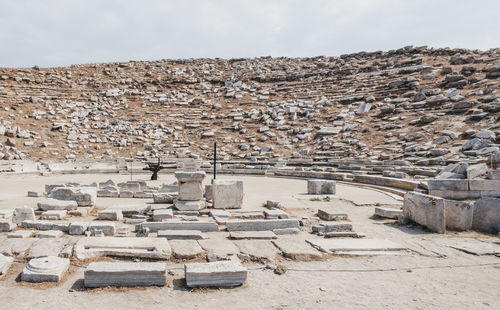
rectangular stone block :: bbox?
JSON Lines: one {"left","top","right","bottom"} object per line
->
{"left": 49, "top": 187, "right": 97, "bottom": 207}
{"left": 37, "top": 198, "right": 78, "bottom": 211}
{"left": 153, "top": 209, "right": 173, "bottom": 221}
{"left": 264, "top": 209, "right": 289, "bottom": 219}
{"left": 74, "top": 237, "right": 171, "bottom": 260}
{"left": 0, "top": 219, "right": 16, "bottom": 232}
{"left": 229, "top": 231, "right": 277, "bottom": 239}
{"left": 306, "top": 238, "right": 406, "bottom": 254}
{"left": 468, "top": 180, "right": 500, "bottom": 191}
{"left": 444, "top": 200, "right": 473, "bottom": 231}
{"left": 212, "top": 179, "right": 244, "bottom": 209}
{"left": 88, "top": 221, "right": 115, "bottom": 236}
{"left": 174, "top": 199, "right": 205, "bottom": 211}
{"left": 69, "top": 222, "right": 89, "bottom": 235}
{"left": 157, "top": 230, "right": 207, "bottom": 240}
{"left": 427, "top": 179, "right": 469, "bottom": 191}
{"left": 184, "top": 261, "right": 247, "bottom": 288}
{"left": 13, "top": 207, "right": 35, "bottom": 224}
{"left": 307, "top": 179, "right": 336, "bottom": 194}
{"left": 98, "top": 209, "right": 123, "bottom": 221}
{"left": 374, "top": 207, "right": 402, "bottom": 219}
{"left": 41, "top": 210, "right": 67, "bottom": 220}
{"left": 472, "top": 198, "right": 500, "bottom": 233}
{"left": 403, "top": 192, "right": 446, "bottom": 233}
{"left": 317, "top": 209, "right": 348, "bottom": 221}
{"left": 175, "top": 171, "right": 205, "bottom": 200}
{"left": 141, "top": 220, "right": 219, "bottom": 232}
{"left": 312, "top": 222, "right": 352, "bottom": 234}
{"left": 226, "top": 219, "right": 299, "bottom": 231}
{"left": 0, "top": 254, "right": 13, "bottom": 278}
{"left": 84, "top": 262, "right": 168, "bottom": 287}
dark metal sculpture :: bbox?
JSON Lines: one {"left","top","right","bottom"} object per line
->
{"left": 143, "top": 158, "right": 165, "bottom": 180}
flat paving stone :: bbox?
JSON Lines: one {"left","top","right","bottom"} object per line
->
{"left": 306, "top": 238, "right": 406, "bottom": 254}
{"left": 21, "top": 256, "right": 70, "bottom": 282}
{"left": 73, "top": 237, "right": 171, "bottom": 260}
{"left": 264, "top": 209, "right": 289, "bottom": 219}
{"left": 88, "top": 221, "right": 115, "bottom": 236}
{"left": 433, "top": 238, "right": 500, "bottom": 255}
{"left": 169, "top": 240, "right": 205, "bottom": 260}
{"left": 226, "top": 219, "right": 299, "bottom": 231}
{"left": 141, "top": 220, "right": 219, "bottom": 232}
{"left": 374, "top": 207, "right": 403, "bottom": 219}
{"left": 157, "top": 230, "right": 207, "bottom": 240}
{"left": 153, "top": 209, "right": 173, "bottom": 221}
{"left": 27, "top": 238, "right": 68, "bottom": 259}
{"left": 272, "top": 239, "right": 323, "bottom": 260}
{"left": 198, "top": 239, "right": 239, "bottom": 261}
{"left": 233, "top": 240, "right": 279, "bottom": 261}
{"left": 84, "top": 262, "right": 168, "bottom": 287}
{"left": 317, "top": 209, "right": 348, "bottom": 221}
{"left": 229, "top": 231, "right": 277, "bottom": 240}
{"left": 7, "top": 230, "right": 34, "bottom": 238}
{"left": 184, "top": 261, "right": 247, "bottom": 288}
{"left": 35, "top": 230, "right": 64, "bottom": 238}
{"left": 0, "top": 253, "right": 14, "bottom": 278}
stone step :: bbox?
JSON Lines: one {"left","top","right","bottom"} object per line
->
{"left": 184, "top": 261, "right": 247, "bottom": 288}
{"left": 84, "top": 262, "right": 168, "bottom": 287}
{"left": 226, "top": 219, "right": 299, "bottom": 231}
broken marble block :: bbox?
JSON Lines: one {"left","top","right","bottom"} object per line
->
{"left": 84, "top": 262, "right": 168, "bottom": 287}
{"left": 175, "top": 171, "right": 206, "bottom": 200}
{"left": 21, "top": 256, "right": 70, "bottom": 282}
{"left": 98, "top": 209, "right": 123, "bottom": 221}
{"left": 374, "top": 207, "right": 403, "bottom": 219}
{"left": 184, "top": 261, "right": 247, "bottom": 288}
{"left": 88, "top": 221, "right": 115, "bottom": 236}
{"left": 307, "top": 179, "right": 336, "bottom": 195}
{"left": 312, "top": 222, "right": 353, "bottom": 234}
{"left": 226, "top": 219, "right": 299, "bottom": 231}
{"left": 174, "top": 199, "right": 205, "bottom": 211}
{"left": 212, "top": 179, "right": 244, "bottom": 209}
{"left": 317, "top": 209, "right": 348, "bottom": 221}
{"left": 49, "top": 187, "right": 97, "bottom": 207}
{"left": 264, "top": 209, "right": 289, "bottom": 219}
{"left": 69, "top": 222, "right": 89, "bottom": 235}
{"left": 0, "top": 254, "right": 14, "bottom": 278}
{"left": 37, "top": 198, "right": 78, "bottom": 211}
{"left": 40, "top": 210, "right": 67, "bottom": 220}
{"left": 153, "top": 209, "right": 173, "bottom": 221}
{"left": 12, "top": 207, "right": 35, "bottom": 224}
{"left": 0, "top": 219, "right": 16, "bottom": 232}
{"left": 153, "top": 192, "right": 177, "bottom": 204}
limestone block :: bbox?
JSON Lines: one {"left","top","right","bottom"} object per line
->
{"left": 307, "top": 179, "right": 336, "bottom": 194}
{"left": 74, "top": 237, "right": 171, "bottom": 260}
{"left": 466, "top": 163, "right": 488, "bottom": 179}
{"left": 264, "top": 209, "right": 289, "bottom": 219}
{"left": 12, "top": 207, "right": 35, "bottom": 224}
{"left": 153, "top": 209, "right": 173, "bottom": 221}
{"left": 198, "top": 239, "right": 239, "bottom": 261}
{"left": 84, "top": 262, "right": 167, "bottom": 287}
{"left": 205, "top": 184, "right": 213, "bottom": 201}
{"left": 88, "top": 221, "right": 115, "bottom": 236}
{"left": 229, "top": 231, "right": 277, "bottom": 240}
{"left": 174, "top": 199, "right": 205, "bottom": 211}
{"left": 0, "top": 209, "right": 14, "bottom": 219}
{"left": 226, "top": 219, "right": 299, "bottom": 231}
{"left": 233, "top": 240, "right": 278, "bottom": 261}
{"left": 212, "top": 179, "right": 244, "bottom": 209}
{"left": 374, "top": 207, "right": 402, "bottom": 219}
{"left": 153, "top": 192, "right": 177, "bottom": 204}
{"left": 0, "top": 219, "right": 16, "bottom": 232}
{"left": 472, "top": 198, "right": 500, "bottom": 233}
{"left": 175, "top": 171, "right": 205, "bottom": 201}
{"left": 157, "top": 230, "right": 207, "bottom": 240}
{"left": 0, "top": 254, "right": 13, "bottom": 278}
{"left": 312, "top": 222, "right": 352, "bottom": 234}
{"left": 403, "top": 192, "right": 446, "bottom": 233}
{"left": 272, "top": 239, "right": 323, "bottom": 260}
{"left": 35, "top": 230, "right": 63, "bottom": 238}
{"left": 108, "top": 204, "right": 150, "bottom": 216}
{"left": 37, "top": 198, "right": 78, "bottom": 211}
{"left": 41, "top": 210, "right": 67, "bottom": 220}
{"left": 49, "top": 187, "right": 96, "bottom": 207}
{"left": 170, "top": 240, "right": 205, "bottom": 260}
{"left": 97, "top": 187, "right": 120, "bottom": 198}
{"left": 184, "top": 261, "right": 247, "bottom": 288}
{"left": 318, "top": 209, "right": 348, "bottom": 221}
{"left": 98, "top": 209, "right": 123, "bottom": 221}
{"left": 487, "top": 170, "right": 500, "bottom": 180}
{"left": 27, "top": 239, "right": 68, "bottom": 259}
{"left": 7, "top": 230, "right": 33, "bottom": 238}
{"left": 468, "top": 180, "right": 500, "bottom": 191}
{"left": 21, "top": 256, "right": 70, "bottom": 282}
{"left": 306, "top": 239, "right": 406, "bottom": 254}
{"left": 444, "top": 200, "right": 473, "bottom": 231}
{"left": 21, "top": 220, "right": 70, "bottom": 232}
{"left": 141, "top": 220, "right": 219, "bottom": 232}
{"left": 427, "top": 179, "right": 469, "bottom": 191}
{"left": 69, "top": 222, "right": 89, "bottom": 235}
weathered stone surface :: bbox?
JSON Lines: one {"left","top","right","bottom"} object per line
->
{"left": 68, "top": 222, "right": 89, "bottom": 235}
{"left": 35, "top": 230, "right": 63, "bottom": 238}
{"left": 403, "top": 192, "right": 446, "bottom": 233}
{"left": 472, "top": 198, "right": 500, "bottom": 233}
{"left": 74, "top": 237, "right": 171, "bottom": 260}
{"left": 157, "top": 230, "right": 207, "bottom": 240}
{"left": 174, "top": 199, "right": 205, "bottom": 211}
{"left": 169, "top": 240, "right": 205, "bottom": 260}
{"left": 324, "top": 231, "right": 366, "bottom": 238}
{"left": 264, "top": 209, "right": 289, "bottom": 219}
{"left": 198, "top": 239, "right": 239, "bottom": 261}
{"left": 184, "top": 261, "right": 247, "bottom": 288}
{"left": 317, "top": 210, "right": 348, "bottom": 221}
{"left": 153, "top": 192, "right": 177, "bottom": 204}
{"left": 444, "top": 200, "right": 473, "bottom": 231}
{"left": 12, "top": 207, "right": 35, "bottom": 224}
{"left": 466, "top": 163, "right": 488, "bottom": 179}
{"left": 27, "top": 238, "right": 68, "bottom": 259}
{"left": 306, "top": 238, "right": 406, "bottom": 254}
{"left": 175, "top": 171, "right": 205, "bottom": 200}
{"left": 21, "top": 256, "right": 70, "bottom": 282}
{"left": 234, "top": 240, "right": 278, "bottom": 261}
{"left": 272, "top": 239, "right": 323, "bottom": 260}
{"left": 98, "top": 209, "right": 123, "bottom": 221}
{"left": 0, "top": 253, "right": 13, "bottom": 278}
{"left": 88, "top": 221, "right": 115, "bottom": 236}
{"left": 212, "top": 179, "right": 244, "bottom": 209}
{"left": 7, "top": 230, "right": 33, "bottom": 238}
{"left": 84, "top": 262, "right": 168, "bottom": 287}
{"left": 353, "top": 175, "right": 419, "bottom": 191}
{"left": 37, "top": 198, "right": 78, "bottom": 211}
{"left": 226, "top": 219, "right": 299, "bottom": 231}
{"left": 312, "top": 222, "right": 352, "bottom": 234}
{"left": 0, "top": 219, "right": 16, "bottom": 232}
{"left": 374, "top": 207, "right": 402, "bottom": 219}
{"left": 307, "top": 179, "right": 336, "bottom": 194}
{"left": 108, "top": 204, "right": 150, "bottom": 216}
{"left": 229, "top": 231, "right": 277, "bottom": 240}
{"left": 141, "top": 220, "right": 219, "bottom": 232}
{"left": 49, "top": 187, "right": 97, "bottom": 207}
{"left": 153, "top": 209, "right": 173, "bottom": 221}
{"left": 487, "top": 170, "right": 500, "bottom": 180}
{"left": 41, "top": 210, "right": 67, "bottom": 220}
{"left": 0, "top": 209, "right": 14, "bottom": 219}
{"left": 21, "top": 220, "right": 70, "bottom": 232}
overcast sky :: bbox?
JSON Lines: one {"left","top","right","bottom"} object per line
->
{"left": 0, "top": 0, "right": 499, "bottom": 68}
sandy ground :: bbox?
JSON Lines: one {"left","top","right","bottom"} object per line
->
{"left": 0, "top": 173, "right": 499, "bottom": 310}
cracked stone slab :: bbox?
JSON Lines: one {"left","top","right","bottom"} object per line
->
{"left": 306, "top": 238, "right": 407, "bottom": 254}
{"left": 73, "top": 237, "right": 171, "bottom": 260}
